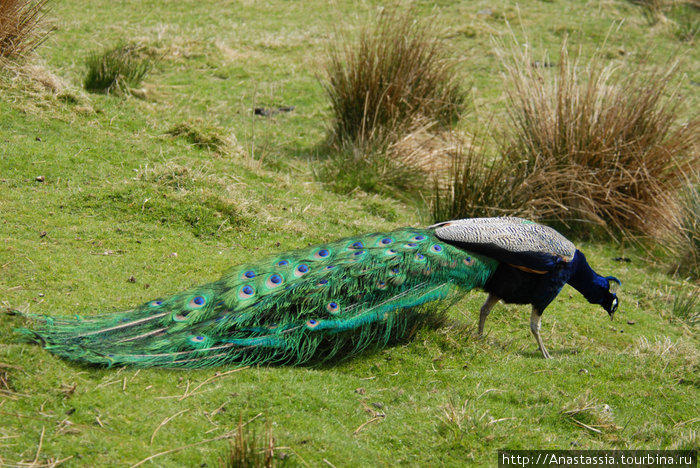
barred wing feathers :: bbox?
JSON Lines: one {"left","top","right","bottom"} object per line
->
{"left": 432, "top": 217, "right": 576, "bottom": 272}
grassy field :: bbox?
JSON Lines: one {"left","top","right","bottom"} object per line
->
{"left": 1, "top": 0, "right": 698, "bottom": 466}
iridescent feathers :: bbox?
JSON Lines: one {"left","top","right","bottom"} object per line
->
{"left": 21, "top": 228, "right": 498, "bottom": 368}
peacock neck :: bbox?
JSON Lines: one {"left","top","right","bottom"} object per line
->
{"left": 566, "top": 250, "right": 608, "bottom": 306}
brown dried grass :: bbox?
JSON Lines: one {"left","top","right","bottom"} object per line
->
{"left": 0, "top": 0, "right": 51, "bottom": 59}
{"left": 322, "top": 10, "right": 466, "bottom": 151}
{"left": 501, "top": 41, "right": 699, "bottom": 236}
{"left": 433, "top": 40, "right": 699, "bottom": 245}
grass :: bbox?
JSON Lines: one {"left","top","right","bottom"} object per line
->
{"left": 0, "top": 0, "right": 51, "bottom": 59}
{"left": 670, "top": 178, "right": 700, "bottom": 279}
{"left": 83, "top": 42, "right": 153, "bottom": 95}
{"left": 500, "top": 40, "right": 699, "bottom": 237}
{"left": 218, "top": 417, "right": 284, "bottom": 468}
{"left": 322, "top": 10, "right": 465, "bottom": 149}
{"left": 433, "top": 40, "right": 700, "bottom": 237}
{"left": 0, "top": 0, "right": 699, "bottom": 466}
{"left": 318, "top": 10, "right": 466, "bottom": 196}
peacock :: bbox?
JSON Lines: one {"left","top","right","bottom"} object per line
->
{"left": 18, "top": 217, "right": 620, "bottom": 368}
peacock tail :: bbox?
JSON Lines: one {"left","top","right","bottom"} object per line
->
{"left": 20, "top": 227, "right": 498, "bottom": 368}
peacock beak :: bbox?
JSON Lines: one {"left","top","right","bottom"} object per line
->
{"left": 609, "top": 296, "right": 618, "bottom": 320}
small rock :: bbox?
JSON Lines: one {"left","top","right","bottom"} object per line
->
{"left": 127, "top": 275, "right": 136, "bottom": 283}
{"left": 372, "top": 402, "right": 384, "bottom": 409}
{"left": 38, "top": 293, "right": 45, "bottom": 297}
{"left": 355, "top": 387, "right": 366, "bottom": 395}
{"left": 168, "top": 252, "right": 178, "bottom": 258}
{"left": 36, "top": 175, "right": 45, "bottom": 182}
{"left": 39, "top": 231, "right": 47, "bottom": 238}
{"left": 35, "top": 137, "right": 42, "bottom": 142}
{"left": 579, "top": 368, "right": 588, "bottom": 374}
{"left": 626, "top": 320, "right": 635, "bottom": 325}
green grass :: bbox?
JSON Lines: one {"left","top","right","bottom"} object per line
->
{"left": 83, "top": 42, "right": 153, "bottom": 95}
{"left": 1, "top": 1, "right": 698, "bottom": 466}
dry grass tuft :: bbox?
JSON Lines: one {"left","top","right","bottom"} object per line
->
{"left": 630, "top": 336, "right": 700, "bottom": 369}
{"left": 218, "top": 417, "right": 280, "bottom": 468}
{"left": 321, "top": 10, "right": 466, "bottom": 152}
{"left": 0, "top": 0, "right": 51, "bottom": 59}
{"left": 432, "top": 39, "right": 699, "bottom": 244}
{"left": 560, "top": 390, "right": 618, "bottom": 433}
{"left": 501, "top": 40, "right": 699, "bottom": 236}
{"left": 431, "top": 127, "right": 536, "bottom": 222}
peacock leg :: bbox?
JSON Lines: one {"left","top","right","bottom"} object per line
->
{"left": 530, "top": 307, "right": 551, "bottom": 359}
{"left": 478, "top": 294, "right": 500, "bottom": 336}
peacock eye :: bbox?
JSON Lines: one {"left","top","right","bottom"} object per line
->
{"left": 381, "top": 238, "right": 393, "bottom": 244}
{"left": 238, "top": 285, "right": 255, "bottom": 299}
{"left": 430, "top": 244, "right": 443, "bottom": 253}
{"left": 351, "top": 241, "right": 364, "bottom": 249}
{"left": 413, "top": 235, "right": 426, "bottom": 241}
{"left": 187, "top": 296, "right": 207, "bottom": 308}
{"left": 277, "top": 260, "right": 289, "bottom": 267}
{"left": 244, "top": 270, "right": 256, "bottom": 279}
{"left": 266, "top": 274, "right": 284, "bottom": 288}
{"left": 306, "top": 319, "right": 320, "bottom": 329}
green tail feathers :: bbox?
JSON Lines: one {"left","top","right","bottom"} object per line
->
{"left": 19, "top": 228, "right": 497, "bottom": 368}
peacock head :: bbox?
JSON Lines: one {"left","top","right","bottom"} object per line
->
{"left": 601, "top": 276, "right": 621, "bottom": 319}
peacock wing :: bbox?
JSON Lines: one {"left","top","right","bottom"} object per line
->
{"left": 430, "top": 217, "right": 576, "bottom": 272}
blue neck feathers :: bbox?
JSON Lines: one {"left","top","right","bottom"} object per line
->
{"left": 566, "top": 250, "right": 610, "bottom": 306}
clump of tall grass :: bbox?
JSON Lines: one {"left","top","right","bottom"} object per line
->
{"left": 0, "top": 0, "right": 51, "bottom": 59}
{"left": 500, "top": 41, "right": 698, "bottom": 236}
{"left": 319, "top": 11, "right": 466, "bottom": 196}
{"left": 672, "top": 291, "right": 699, "bottom": 326}
{"left": 669, "top": 179, "right": 700, "bottom": 278}
{"left": 218, "top": 418, "right": 284, "bottom": 468}
{"left": 631, "top": 0, "right": 699, "bottom": 42}
{"left": 668, "top": 1, "right": 699, "bottom": 42}
{"left": 432, "top": 40, "right": 699, "bottom": 240}
{"left": 84, "top": 42, "right": 152, "bottom": 95}
{"left": 431, "top": 128, "right": 532, "bottom": 222}
{"left": 321, "top": 10, "right": 466, "bottom": 153}
{"left": 631, "top": 0, "right": 670, "bottom": 24}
